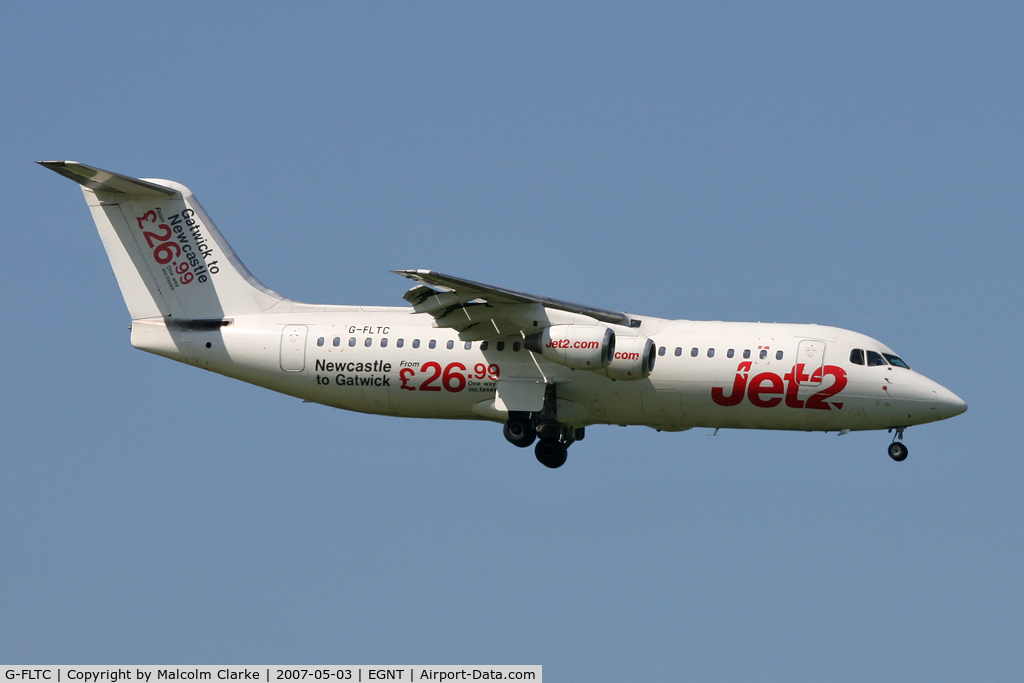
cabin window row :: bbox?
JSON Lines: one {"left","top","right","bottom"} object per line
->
{"left": 316, "top": 337, "right": 522, "bottom": 352}
{"left": 658, "top": 346, "right": 783, "bottom": 361}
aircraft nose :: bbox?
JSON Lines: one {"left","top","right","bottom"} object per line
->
{"left": 907, "top": 375, "right": 967, "bottom": 422}
{"left": 935, "top": 384, "right": 968, "bottom": 420}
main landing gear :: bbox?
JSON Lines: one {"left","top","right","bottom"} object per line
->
{"left": 534, "top": 438, "right": 568, "bottom": 469}
{"left": 888, "top": 427, "right": 909, "bottom": 462}
{"left": 503, "top": 413, "right": 537, "bottom": 448}
{"left": 503, "top": 415, "right": 582, "bottom": 469}
{"left": 502, "top": 386, "right": 583, "bottom": 468}
{"left": 532, "top": 425, "right": 584, "bottom": 469}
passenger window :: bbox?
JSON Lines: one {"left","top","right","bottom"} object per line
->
{"left": 317, "top": 337, "right": 325, "bottom": 347}
{"left": 850, "top": 348, "right": 864, "bottom": 365}
{"left": 658, "top": 346, "right": 666, "bottom": 356}
{"left": 446, "top": 340, "right": 454, "bottom": 350}
{"left": 759, "top": 349, "right": 767, "bottom": 360}
{"left": 412, "top": 339, "right": 420, "bottom": 349}
{"left": 707, "top": 348, "right": 715, "bottom": 358}
{"left": 743, "top": 349, "right": 751, "bottom": 359}
{"left": 776, "top": 350, "right": 783, "bottom": 360}
{"left": 674, "top": 347, "right": 682, "bottom": 357}
{"left": 883, "top": 353, "right": 910, "bottom": 369}
{"left": 429, "top": 340, "right": 437, "bottom": 349}
{"left": 464, "top": 341, "right": 472, "bottom": 350}
{"left": 480, "top": 341, "right": 489, "bottom": 351}
{"left": 866, "top": 350, "right": 888, "bottom": 367}
{"left": 349, "top": 337, "right": 356, "bottom": 347}
{"left": 513, "top": 342, "right": 521, "bottom": 352}
{"left": 381, "top": 338, "right": 388, "bottom": 348}
{"left": 727, "top": 349, "right": 735, "bottom": 358}
{"left": 364, "top": 338, "right": 372, "bottom": 347}
{"left": 691, "top": 347, "right": 698, "bottom": 357}
{"left": 333, "top": 337, "right": 341, "bottom": 347}
{"left": 397, "top": 339, "right": 404, "bottom": 348}
{"left": 497, "top": 341, "right": 505, "bottom": 351}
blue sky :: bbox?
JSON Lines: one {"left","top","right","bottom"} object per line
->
{"left": 1, "top": 2, "right": 1021, "bottom": 679}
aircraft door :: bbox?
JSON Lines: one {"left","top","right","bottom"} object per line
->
{"left": 280, "top": 325, "right": 308, "bottom": 372}
{"left": 796, "top": 339, "right": 826, "bottom": 387}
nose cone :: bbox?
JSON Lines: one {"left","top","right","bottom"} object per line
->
{"left": 936, "top": 386, "right": 968, "bottom": 420}
{"left": 902, "top": 374, "right": 967, "bottom": 423}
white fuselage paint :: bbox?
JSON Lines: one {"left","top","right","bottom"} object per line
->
{"left": 131, "top": 308, "right": 965, "bottom": 433}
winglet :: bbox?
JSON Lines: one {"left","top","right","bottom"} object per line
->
{"left": 37, "top": 161, "right": 177, "bottom": 196}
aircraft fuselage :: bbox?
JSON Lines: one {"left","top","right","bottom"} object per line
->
{"left": 132, "top": 310, "right": 964, "bottom": 434}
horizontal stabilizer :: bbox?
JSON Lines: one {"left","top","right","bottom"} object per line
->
{"left": 37, "top": 161, "right": 176, "bottom": 197}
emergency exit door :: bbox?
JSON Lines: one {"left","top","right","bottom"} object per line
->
{"left": 280, "top": 325, "right": 308, "bottom": 372}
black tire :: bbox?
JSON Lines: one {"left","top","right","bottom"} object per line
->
{"left": 888, "top": 442, "right": 909, "bottom": 462}
{"left": 503, "top": 417, "right": 536, "bottom": 448}
{"left": 535, "top": 438, "right": 568, "bottom": 469}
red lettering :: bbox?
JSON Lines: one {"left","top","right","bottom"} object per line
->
{"left": 712, "top": 362, "right": 751, "bottom": 407}
{"left": 136, "top": 210, "right": 156, "bottom": 229}
{"left": 748, "top": 372, "right": 784, "bottom": 408}
{"left": 419, "top": 362, "right": 442, "bottom": 391}
{"left": 783, "top": 363, "right": 810, "bottom": 409}
{"left": 805, "top": 365, "right": 848, "bottom": 410}
{"left": 711, "top": 363, "right": 847, "bottom": 410}
{"left": 442, "top": 362, "right": 466, "bottom": 392}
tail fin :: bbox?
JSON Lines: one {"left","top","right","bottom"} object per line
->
{"left": 40, "top": 161, "right": 285, "bottom": 320}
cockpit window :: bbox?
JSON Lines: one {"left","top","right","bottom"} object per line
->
{"left": 866, "top": 350, "right": 887, "bottom": 367}
{"left": 883, "top": 353, "right": 910, "bottom": 369}
{"left": 850, "top": 349, "right": 864, "bottom": 365}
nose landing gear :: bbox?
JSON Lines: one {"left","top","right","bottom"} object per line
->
{"left": 888, "top": 427, "right": 908, "bottom": 462}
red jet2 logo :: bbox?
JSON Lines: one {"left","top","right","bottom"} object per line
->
{"left": 711, "top": 362, "right": 848, "bottom": 410}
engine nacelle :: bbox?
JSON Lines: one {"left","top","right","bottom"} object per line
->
{"left": 524, "top": 325, "right": 615, "bottom": 370}
{"left": 598, "top": 334, "right": 656, "bottom": 381}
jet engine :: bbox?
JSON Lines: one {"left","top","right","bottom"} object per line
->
{"left": 597, "top": 334, "right": 656, "bottom": 380}
{"left": 524, "top": 325, "right": 615, "bottom": 370}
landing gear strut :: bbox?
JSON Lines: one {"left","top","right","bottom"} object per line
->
{"left": 888, "top": 427, "right": 908, "bottom": 462}
{"left": 503, "top": 413, "right": 536, "bottom": 448}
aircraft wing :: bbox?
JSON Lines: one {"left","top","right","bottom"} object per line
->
{"left": 393, "top": 270, "right": 635, "bottom": 340}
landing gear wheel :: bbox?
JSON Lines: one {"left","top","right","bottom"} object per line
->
{"left": 503, "top": 417, "right": 536, "bottom": 448}
{"left": 888, "top": 441, "right": 909, "bottom": 462}
{"left": 535, "top": 438, "right": 568, "bottom": 469}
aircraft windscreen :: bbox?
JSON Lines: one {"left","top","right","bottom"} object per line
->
{"left": 883, "top": 353, "right": 910, "bottom": 369}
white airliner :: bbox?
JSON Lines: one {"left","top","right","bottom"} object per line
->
{"left": 41, "top": 161, "right": 967, "bottom": 468}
